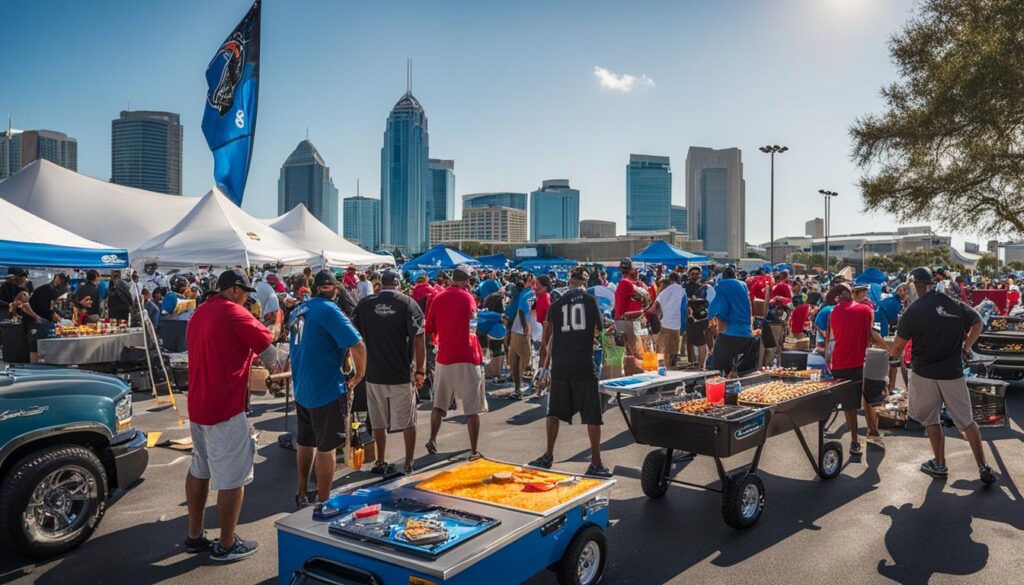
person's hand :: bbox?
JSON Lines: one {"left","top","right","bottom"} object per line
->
{"left": 414, "top": 371, "right": 425, "bottom": 390}
{"left": 346, "top": 375, "right": 363, "bottom": 391}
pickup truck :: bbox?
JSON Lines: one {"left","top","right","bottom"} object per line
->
{"left": 0, "top": 364, "right": 148, "bottom": 559}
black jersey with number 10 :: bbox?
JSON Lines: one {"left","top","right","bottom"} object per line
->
{"left": 545, "top": 288, "right": 601, "bottom": 381}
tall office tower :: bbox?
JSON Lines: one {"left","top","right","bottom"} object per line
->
{"left": 381, "top": 80, "right": 430, "bottom": 254}
{"left": 428, "top": 158, "right": 455, "bottom": 223}
{"left": 19, "top": 129, "right": 77, "bottom": 172}
{"left": 626, "top": 154, "right": 672, "bottom": 231}
{"left": 805, "top": 218, "right": 824, "bottom": 238}
{"left": 580, "top": 219, "right": 616, "bottom": 239}
{"left": 685, "top": 147, "right": 745, "bottom": 259}
{"left": 463, "top": 192, "right": 527, "bottom": 211}
{"left": 670, "top": 205, "right": 688, "bottom": 234}
{"left": 0, "top": 118, "right": 21, "bottom": 179}
{"left": 343, "top": 195, "right": 381, "bottom": 250}
{"left": 530, "top": 179, "right": 580, "bottom": 241}
{"left": 111, "top": 110, "right": 183, "bottom": 194}
{"left": 278, "top": 139, "right": 340, "bottom": 231}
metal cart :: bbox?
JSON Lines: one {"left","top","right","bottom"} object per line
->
{"left": 627, "top": 375, "right": 856, "bottom": 528}
{"left": 276, "top": 456, "right": 615, "bottom": 585}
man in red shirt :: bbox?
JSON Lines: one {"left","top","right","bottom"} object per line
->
{"left": 771, "top": 270, "right": 793, "bottom": 304}
{"left": 342, "top": 264, "right": 358, "bottom": 291}
{"left": 827, "top": 282, "right": 885, "bottom": 457}
{"left": 535, "top": 275, "right": 551, "bottom": 325}
{"left": 424, "top": 266, "right": 487, "bottom": 460}
{"left": 184, "top": 270, "right": 280, "bottom": 562}
{"left": 614, "top": 259, "right": 647, "bottom": 358}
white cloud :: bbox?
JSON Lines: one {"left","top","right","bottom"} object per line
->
{"left": 593, "top": 66, "right": 655, "bottom": 92}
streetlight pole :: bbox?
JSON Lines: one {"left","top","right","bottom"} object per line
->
{"left": 760, "top": 145, "right": 788, "bottom": 269}
{"left": 818, "top": 190, "right": 838, "bottom": 274}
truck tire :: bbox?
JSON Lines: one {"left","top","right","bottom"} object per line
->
{"left": 640, "top": 449, "right": 669, "bottom": 498}
{"left": 0, "top": 445, "right": 109, "bottom": 559}
{"left": 721, "top": 472, "right": 765, "bottom": 529}
{"left": 556, "top": 525, "right": 608, "bottom": 585}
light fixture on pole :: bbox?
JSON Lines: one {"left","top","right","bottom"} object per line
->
{"left": 759, "top": 145, "right": 788, "bottom": 269}
{"left": 818, "top": 190, "right": 838, "bottom": 274}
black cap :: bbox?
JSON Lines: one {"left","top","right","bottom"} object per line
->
{"left": 313, "top": 270, "right": 340, "bottom": 288}
{"left": 722, "top": 265, "right": 736, "bottom": 279}
{"left": 54, "top": 272, "right": 69, "bottom": 282}
{"left": 619, "top": 258, "right": 633, "bottom": 270}
{"left": 910, "top": 266, "right": 934, "bottom": 284}
{"left": 380, "top": 269, "right": 400, "bottom": 286}
{"left": 452, "top": 265, "right": 472, "bottom": 282}
{"left": 8, "top": 267, "right": 28, "bottom": 277}
{"left": 217, "top": 269, "right": 256, "bottom": 293}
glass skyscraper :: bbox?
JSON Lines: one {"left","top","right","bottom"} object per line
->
{"left": 626, "top": 154, "right": 671, "bottom": 231}
{"left": 685, "top": 147, "right": 745, "bottom": 259}
{"left": 14, "top": 129, "right": 77, "bottom": 173}
{"left": 381, "top": 90, "right": 430, "bottom": 254}
{"left": 278, "top": 139, "right": 340, "bottom": 232}
{"left": 530, "top": 180, "right": 580, "bottom": 241}
{"left": 111, "top": 111, "right": 183, "bottom": 194}
{"left": 428, "top": 158, "right": 455, "bottom": 224}
{"left": 463, "top": 192, "right": 527, "bottom": 211}
{"left": 0, "top": 125, "right": 21, "bottom": 180}
{"left": 343, "top": 195, "right": 381, "bottom": 251}
{"left": 671, "top": 205, "right": 687, "bottom": 234}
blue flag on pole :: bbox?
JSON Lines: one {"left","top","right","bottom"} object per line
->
{"left": 202, "top": 0, "right": 261, "bottom": 206}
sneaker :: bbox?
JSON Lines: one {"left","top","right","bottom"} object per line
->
{"left": 425, "top": 439, "right": 438, "bottom": 455}
{"left": 404, "top": 461, "right": 415, "bottom": 475}
{"left": 850, "top": 442, "right": 863, "bottom": 456}
{"left": 468, "top": 451, "right": 483, "bottom": 461}
{"left": 866, "top": 435, "right": 886, "bottom": 449}
{"left": 980, "top": 465, "right": 998, "bottom": 485}
{"left": 529, "top": 452, "right": 554, "bottom": 469}
{"left": 920, "top": 459, "right": 949, "bottom": 479}
{"left": 370, "top": 460, "right": 395, "bottom": 475}
{"left": 184, "top": 532, "right": 212, "bottom": 553}
{"left": 509, "top": 391, "right": 523, "bottom": 400}
{"left": 210, "top": 535, "right": 259, "bottom": 562}
{"left": 586, "top": 463, "right": 613, "bottom": 478}
{"left": 294, "top": 494, "right": 310, "bottom": 509}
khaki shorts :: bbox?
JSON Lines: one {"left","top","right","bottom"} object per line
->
{"left": 615, "top": 319, "right": 641, "bottom": 356}
{"left": 657, "top": 328, "right": 681, "bottom": 357}
{"left": 367, "top": 382, "right": 418, "bottom": 432}
{"left": 188, "top": 411, "right": 255, "bottom": 491}
{"left": 433, "top": 362, "right": 488, "bottom": 416}
{"left": 908, "top": 372, "right": 975, "bottom": 431}
{"left": 508, "top": 332, "right": 532, "bottom": 376}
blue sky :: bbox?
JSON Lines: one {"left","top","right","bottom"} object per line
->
{"left": 6, "top": 0, "right": 958, "bottom": 246}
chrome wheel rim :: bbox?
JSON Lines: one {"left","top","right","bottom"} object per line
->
{"left": 823, "top": 450, "right": 840, "bottom": 475}
{"left": 577, "top": 541, "right": 601, "bottom": 584}
{"left": 741, "top": 483, "right": 761, "bottom": 518}
{"left": 23, "top": 466, "right": 97, "bottom": 543}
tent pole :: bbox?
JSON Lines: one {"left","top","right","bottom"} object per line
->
{"left": 131, "top": 277, "right": 162, "bottom": 405}
{"left": 144, "top": 299, "right": 184, "bottom": 425}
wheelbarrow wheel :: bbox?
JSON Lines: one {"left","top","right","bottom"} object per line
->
{"left": 818, "top": 441, "right": 843, "bottom": 480}
{"left": 556, "top": 525, "right": 607, "bottom": 585}
{"left": 640, "top": 450, "right": 669, "bottom": 498}
{"left": 722, "top": 472, "right": 765, "bottom": 529}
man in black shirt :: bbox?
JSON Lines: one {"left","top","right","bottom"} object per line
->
{"left": 891, "top": 267, "right": 995, "bottom": 485}
{"left": 107, "top": 271, "right": 133, "bottom": 321}
{"left": 529, "top": 266, "right": 611, "bottom": 477}
{"left": 75, "top": 270, "right": 100, "bottom": 315}
{"left": 0, "top": 268, "right": 30, "bottom": 314}
{"left": 352, "top": 269, "right": 425, "bottom": 475}
{"left": 29, "top": 273, "right": 66, "bottom": 323}
{"left": 683, "top": 265, "right": 709, "bottom": 367}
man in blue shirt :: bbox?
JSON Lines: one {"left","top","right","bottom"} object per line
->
{"left": 875, "top": 284, "right": 906, "bottom": 337}
{"left": 814, "top": 301, "right": 835, "bottom": 354}
{"left": 288, "top": 270, "right": 366, "bottom": 507}
{"left": 709, "top": 266, "right": 757, "bottom": 374}
{"left": 476, "top": 269, "right": 501, "bottom": 301}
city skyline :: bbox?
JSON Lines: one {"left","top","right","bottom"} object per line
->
{"left": 7, "top": 0, "right": 982, "bottom": 247}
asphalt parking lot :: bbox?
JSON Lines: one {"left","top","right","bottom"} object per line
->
{"left": 3, "top": 380, "right": 1024, "bottom": 585}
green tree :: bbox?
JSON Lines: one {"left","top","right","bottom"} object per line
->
{"left": 851, "top": 0, "right": 1024, "bottom": 237}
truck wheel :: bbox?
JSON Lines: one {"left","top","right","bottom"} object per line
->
{"left": 556, "top": 525, "right": 608, "bottom": 585}
{"left": 818, "top": 441, "right": 843, "bottom": 480}
{"left": 721, "top": 472, "right": 764, "bottom": 529}
{"left": 0, "top": 445, "right": 108, "bottom": 559}
{"left": 640, "top": 450, "right": 669, "bottom": 498}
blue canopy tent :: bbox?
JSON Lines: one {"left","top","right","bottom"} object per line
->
{"left": 855, "top": 267, "right": 889, "bottom": 285}
{"left": 631, "top": 240, "right": 711, "bottom": 268}
{"left": 516, "top": 257, "right": 578, "bottom": 279}
{"left": 400, "top": 244, "right": 479, "bottom": 278}
{"left": 476, "top": 254, "right": 510, "bottom": 270}
{"left": 0, "top": 198, "right": 128, "bottom": 269}
{"left": 773, "top": 263, "right": 793, "bottom": 272}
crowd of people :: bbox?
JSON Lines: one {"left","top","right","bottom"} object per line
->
{"left": 0, "top": 257, "right": 1004, "bottom": 562}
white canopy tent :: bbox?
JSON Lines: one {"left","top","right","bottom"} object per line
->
{"left": 131, "top": 188, "right": 318, "bottom": 270}
{"left": 0, "top": 160, "right": 199, "bottom": 250}
{"left": 265, "top": 204, "right": 394, "bottom": 268}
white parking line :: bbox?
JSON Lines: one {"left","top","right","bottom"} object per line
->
{"left": 147, "top": 455, "right": 190, "bottom": 468}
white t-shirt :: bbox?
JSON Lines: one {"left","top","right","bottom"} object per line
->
{"left": 657, "top": 283, "right": 685, "bottom": 330}
{"left": 592, "top": 285, "right": 615, "bottom": 309}
{"left": 356, "top": 279, "right": 373, "bottom": 300}
{"left": 255, "top": 281, "right": 280, "bottom": 317}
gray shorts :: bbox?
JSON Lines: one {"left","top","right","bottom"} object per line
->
{"left": 367, "top": 382, "right": 418, "bottom": 432}
{"left": 188, "top": 412, "right": 255, "bottom": 491}
{"left": 908, "top": 372, "right": 975, "bottom": 431}
{"left": 433, "top": 362, "right": 488, "bottom": 416}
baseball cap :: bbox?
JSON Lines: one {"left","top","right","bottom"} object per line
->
{"left": 217, "top": 269, "right": 257, "bottom": 293}
{"left": 825, "top": 282, "right": 852, "bottom": 305}
{"left": 619, "top": 258, "right": 633, "bottom": 270}
{"left": 910, "top": 267, "right": 934, "bottom": 284}
{"left": 380, "top": 269, "right": 401, "bottom": 286}
{"left": 570, "top": 265, "right": 590, "bottom": 282}
{"left": 452, "top": 265, "right": 472, "bottom": 282}
{"left": 313, "top": 270, "right": 340, "bottom": 288}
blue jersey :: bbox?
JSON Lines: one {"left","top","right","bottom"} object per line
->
{"left": 875, "top": 296, "right": 902, "bottom": 337}
{"left": 814, "top": 304, "right": 834, "bottom": 344}
{"left": 709, "top": 279, "right": 753, "bottom": 338}
{"left": 288, "top": 296, "right": 362, "bottom": 408}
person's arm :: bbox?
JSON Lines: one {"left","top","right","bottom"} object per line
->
{"left": 347, "top": 341, "right": 367, "bottom": 390}
{"left": 413, "top": 334, "right": 426, "bottom": 389}
{"left": 890, "top": 335, "right": 908, "bottom": 359}
{"left": 539, "top": 321, "right": 554, "bottom": 369}
{"left": 964, "top": 319, "right": 983, "bottom": 356}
